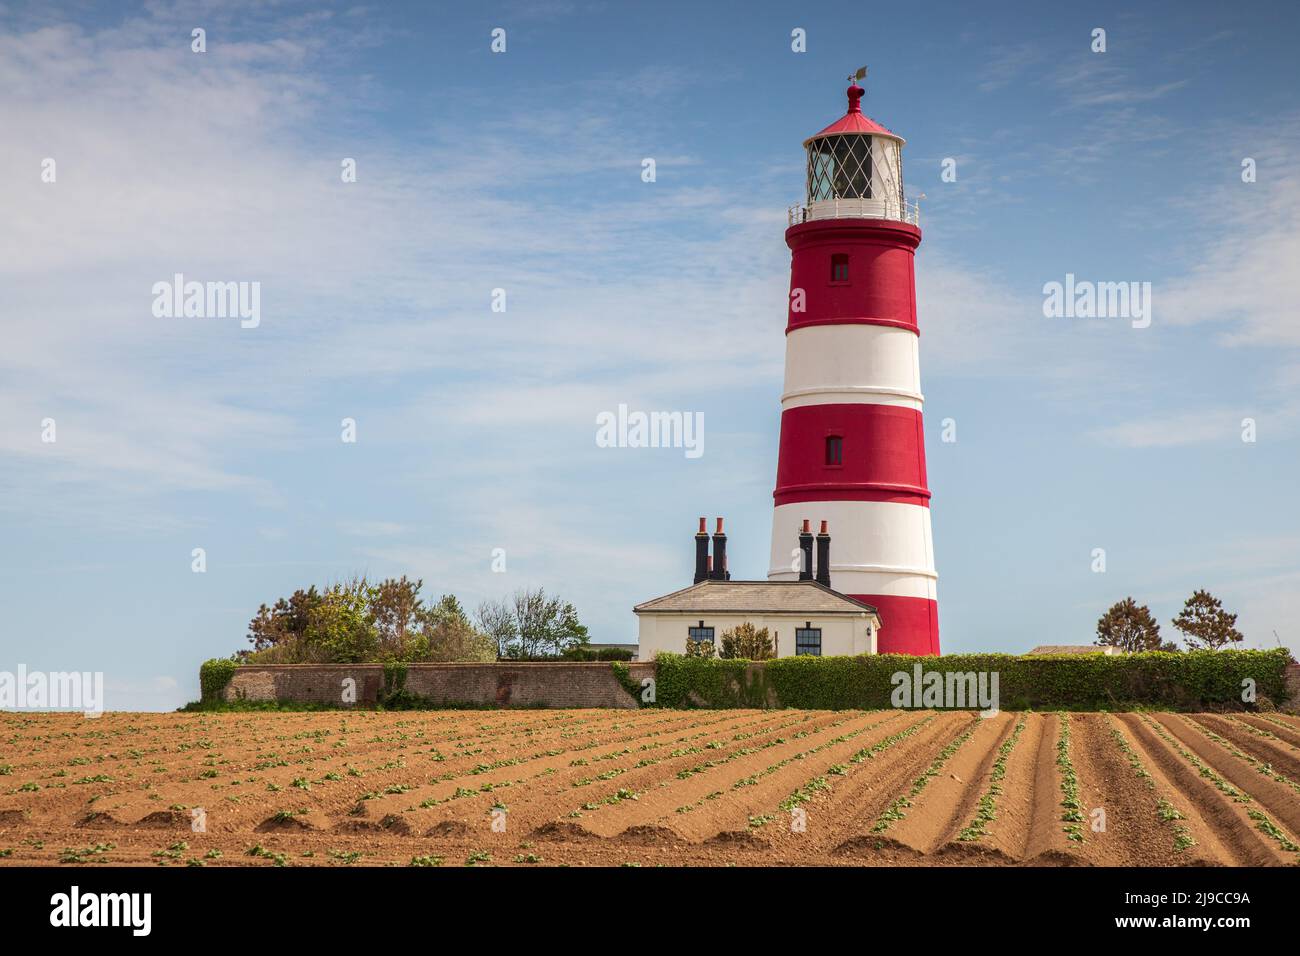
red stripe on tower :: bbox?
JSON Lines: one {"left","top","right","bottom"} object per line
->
{"left": 768, "top": 74, "right": 939, "bottom": 656}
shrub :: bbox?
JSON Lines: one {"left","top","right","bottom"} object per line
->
{"left": 652, "top": 649, "right": 1291, "bottom": 711}
{"left": 420, "top": 617, "right": 497, "bottom": 663}
{"left": 199, "top": 658, "right": 238, "bottom": 704}
{"left": 684, "top": 638, "right": 716, "bottom": 659}
{"left": 306, "top": 580, "right": 380, "bottom": 662}
{"left": 242, "top": 578, "right": 500, "bottom": 665}
{"left": 719, "top": 622, "right": 774, "bottom": 661}
{"left": 610, "top": 662, "right": 643, "bottom": 703}
{"left": 652, "top": 654, "right": 770, "bottom": 708}
{"left": 560, "top": 647, "right": 635, "bottom": 662}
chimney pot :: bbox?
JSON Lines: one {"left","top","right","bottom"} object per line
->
{"left": 797, "top": 520, "right": 814, "bottom": 581}
{"left": 815, "top": 521, "right": 831, "bottom": 588}
{"left": 710, "top": 518, "right": 728, "bottom": 580}
{"left": 694, "top": 517, "right": 710, "bottom": 583}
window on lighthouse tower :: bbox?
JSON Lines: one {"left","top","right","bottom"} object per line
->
{"left": 808, "top": 135, "right": 874, "bottom": 201}
{"left": 825, "top": 435, "right": 843, "bottom": 466}
{"left": 831, "top": 254, "right": 849, "bottom": 283}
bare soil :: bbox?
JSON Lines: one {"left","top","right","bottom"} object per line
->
{"left": 1, "top": 710, "right": 1297, "bottom": 867}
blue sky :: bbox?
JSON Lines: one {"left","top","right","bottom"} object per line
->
{"left": 2, "top": 0, "right": 1298, "bottom": 709}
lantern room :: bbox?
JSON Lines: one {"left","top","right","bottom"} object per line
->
{"left": 793, "top": 81, "right": 913, "bottom": 225}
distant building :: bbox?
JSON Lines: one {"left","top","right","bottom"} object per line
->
{"left": 1027, "top": 645, "right": 1126, "bottom": 656}
{"left": 634, "top": 518, "right": 881, "bottom": 659}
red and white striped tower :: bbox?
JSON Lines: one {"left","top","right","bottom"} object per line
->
{"left": 767, "top": 76, "right": 938, "bottom": 655}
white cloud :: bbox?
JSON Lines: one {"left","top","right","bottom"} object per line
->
{"left": 0, "top": 15, "right": 790, "bottom": 529}
{"left": 1160, "top": 178, "right": 1300, "bottom": 348}
{"left": 338, "top": 520, "right": 409, "bottom": 537}
{"left": 1088, "top": 409, "right": 1241, "bottom": 448}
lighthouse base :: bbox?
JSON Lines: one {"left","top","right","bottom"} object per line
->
{"left": 848, "top": 593, "right": 939, "bottom": 656}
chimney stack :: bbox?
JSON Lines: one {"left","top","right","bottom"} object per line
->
{"left": 710, "top": 517, "right": 729, "bottom": 581}
{"left": 815, "top": 520, "right": 831, "bottom": 588}
{"left": 798, "top": 519, "right": 814, "bottom": 581}
{"left": 693, "top": 517, "right": 709, "bottom": 584}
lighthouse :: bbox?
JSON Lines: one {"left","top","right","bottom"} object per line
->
{"left": 766, "top": 74, "right": 939, "bottom": 656}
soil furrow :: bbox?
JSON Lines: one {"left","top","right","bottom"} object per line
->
{"left": 955, "top": 711, "right": 1048, "bottom": 862}
{"left": 1116, "top": 714, "right": 1286, "bottom": 866}
{"left": 1227, "top": 714, "right": 1300, "bottom": 752}
{"left": 1065, "top": 713, "right": 1184, "bottom": 866}
{"left": 4, "top": 710, "right": 1295, "bottom": 867}
{"left": 830, "top": 712, "right": 997, "bottom": 861}
{"left": 1154, "top": 714, "right": 1300, "bottom": 843}
{"left": 346, "top": 711, "right": 802, "bottom": 838}
{"left": 685, "top": 710, "right": 936, "bottom": 846}
{"left": 550, "top": 711, "right": 889, "bottom": 843}
{"left": 1190, "top": 714, "right": 1300, "bottom": 780}
{"left": 882, "top": 712, "right": 1011, "bottom": 855}
{"left": 61, "top": 709, "right": 754, "bottom": 834}
{"left": 1104, "top": 715, "right": 1230, "bottom": 865}
{"left": 776, "top": 711, "right": 972, "bottom": 857}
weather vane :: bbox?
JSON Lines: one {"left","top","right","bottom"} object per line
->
{"left": 848, "top": 65, "right": 867, "bottom": 83}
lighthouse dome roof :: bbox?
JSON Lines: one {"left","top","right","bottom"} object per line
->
{"left": 803, "top": 83, "right": 904, "bottom": 146}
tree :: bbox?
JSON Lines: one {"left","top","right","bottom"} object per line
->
{"left": 475, "top": 588, "right": 590, "bottom": 659}
{"left": 409, "top": 593, "right": 494, "bottom": 662}
{"left": 720, "top": 622, "right": 774, "bottom": 660}
{"left": 545, "top": 598, "right": 590, "bottom": 656}
{"left": 246, "top": 586, "right": 322, "bottom": 653}
{"left": 507, "top": 588, "right": 589, "bottom": 658}
{"left": 1172, "top": 589, "right": 1244, "bottom": 650}
{"left": 370, "top": 576, "right": 423, "bottom": 658}
{"left": 475, "top": 598, "right": 517, "bottom": 658}
{"left": 306, "top": 579, "right": 379, "bottom": 663}
{"left": 419, "top": 615, "right": 497, "bottom": 663}
{"left": 424, "top": 593, "right": 470, "bottom": 629}
{"left": 242, "top": 580, "right": 588, "bottom": 664}
{"left": 1095, "top": 598, "right": 1168, "bottom": 652}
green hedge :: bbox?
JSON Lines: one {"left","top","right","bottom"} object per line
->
{"left": 565, "top": 647, "right": 635, "bottom": 662}
{"left": 652, "top": 649, "right": 1292, "bottom": 711}
{"left": 199, "top": 658, "right": 238, "bottom": 704}
{"left": 610, "top": 661, "right": 646, "bottom": 703}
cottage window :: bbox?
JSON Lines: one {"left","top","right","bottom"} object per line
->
{"left": 688, "top": 621, "right": 714, "bottom": 643}
{"left": 795, "top": 622, "right": 822, "bottom": 656}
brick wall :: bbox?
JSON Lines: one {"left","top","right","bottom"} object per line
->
{"left": 223, "top": 662, "right": 654, "bottom": 709}
{"left": 1283, "top": 663, "right": 1300, "bottom": 713}
{"left": 220, "top": 659, "right": 1300, "bottom": 711}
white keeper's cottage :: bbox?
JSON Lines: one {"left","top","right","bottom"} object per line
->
{"left": 634, "top": 518, "right": 882, "bottom": 659}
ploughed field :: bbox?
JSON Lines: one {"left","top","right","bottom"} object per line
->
{"left": 2, "top": 708, "right": 1300, "bottom": 867}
